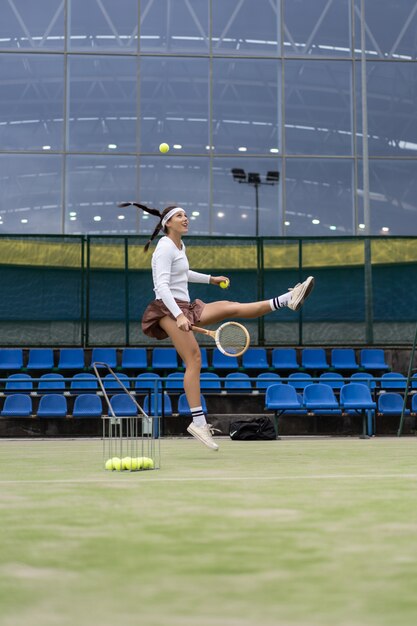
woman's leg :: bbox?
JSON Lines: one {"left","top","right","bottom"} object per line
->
{"left": 158, "top": 315, "right": 219, "bottom": 451}
{"left": 158, "top": 315, "right": 202, "bottom": 407}
{"left": 198, "top": 299, "right": 272, "bottom": 326}
{"left": 198, "top": 276, "right": 314, "bottom": 326}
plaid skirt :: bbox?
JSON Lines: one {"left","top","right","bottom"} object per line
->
{"left": 141, "top": 299, "right": 206, "bottom": 340}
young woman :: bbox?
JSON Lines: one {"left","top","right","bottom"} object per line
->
{"left": 122, "top": 202, "right": 314, "bottom": 451}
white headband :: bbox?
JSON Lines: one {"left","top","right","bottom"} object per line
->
{"left": 161, "top": 207, "right": 184, "bottom": 228}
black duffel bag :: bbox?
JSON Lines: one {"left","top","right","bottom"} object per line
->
{"left": 229, "top": 416, "right": 276, "bottom": 441}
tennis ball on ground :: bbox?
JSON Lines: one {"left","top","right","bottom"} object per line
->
{"left": 111, "top": 457, "right": 122, "bottom": 471}
{"left": 219, "top": 279, "right": 230, "bottom": 289}
{"left": 136, "top": 457, "right": 154, "bottom": 470}
{"left": 105, "top": 458, "right": 113, "bottom": 470}
{"left": 122, "top": 456, "right": 133, "bottom": 470}
{"left": 159, "top": 142, "right": 169, "bottom": 153}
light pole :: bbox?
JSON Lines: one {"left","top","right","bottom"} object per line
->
{"left": 231, "top": 169, "right": 280, "bottom": 237}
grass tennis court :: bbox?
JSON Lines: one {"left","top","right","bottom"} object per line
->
{"left": 1, "top": 437, "right": 417, "bottom": 626}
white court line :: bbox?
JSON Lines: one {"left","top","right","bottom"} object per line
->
{"left": 0, "top": 473, "right": 417, "bottom": 485}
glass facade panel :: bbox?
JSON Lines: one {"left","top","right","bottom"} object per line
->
{"left": 140, "top": 0, "right": 209, "bottom": 53}
{"left": 212, "top": 0, "right": 279, "bottom": 56}
{"left": 357, "top": 159, "right": 417, "bottom": 236}
{"left": 0, "top": 53, "right": 64, "bottom": 151}
{"left": 138, "top": 157, "right": 210, "bottom": 234}
{"left": 0, "top": 154, "right": 63, "bottom": 234}
{"left": 284, "top": 0, "right": 351, "bottom": 57}
{"left": 65, "top": 155, "right": 138, "bottom": 234}
{"left": 285, "top": 60, "right": 353, "bottom": 155}
{"left": 0, "top": 0, "right": 65, "bottom": 50}
{"left": 285, "top": 158, "right": 354, "bottom": 236}
{"left": 355, "top": 61, "right": 417, "bottom": 157}
{"left": 212, "top": 58, "right": 280, "bottom": 155}
{"left": 67, "top": 55, "right": 137, "bottom": 153}
{"left": 139, "top": 57, "right": 209, "bottom": 154}
{"left": 0, "top": 1, "right": 414, "bottom": 238}
{"left": 354, "top": 0, "right": 417, "bottom": 60}
{"left": 212, "top": 157, "right": 282, "bottom": 236}
{"left": 68, "top": 0, "right": 138, "bottom": 52}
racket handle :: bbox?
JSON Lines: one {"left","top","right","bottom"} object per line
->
{"left": 191, "top": 325, "right": 216, "bottom": 339}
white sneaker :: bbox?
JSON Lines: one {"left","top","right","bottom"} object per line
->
{"left": 187, "top": 422, "right": 219, "bottom": 451}
{"left": 288, "top": 276, "right": 315, "bottom": 311}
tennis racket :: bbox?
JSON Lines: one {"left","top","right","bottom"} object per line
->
{"left": 192, "top": 321, "right": 250, "bottom": 357}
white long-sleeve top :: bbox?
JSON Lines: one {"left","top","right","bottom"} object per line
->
{"left": 151, "top": 236, "right": 211, "bottom": 318}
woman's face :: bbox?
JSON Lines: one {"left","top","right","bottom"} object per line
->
{"left": 166, "top": 210, "right": 189, "bottom": 235}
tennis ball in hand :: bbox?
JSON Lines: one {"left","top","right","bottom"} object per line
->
{"left": 219, "top": 279, "right": 230, "bottom": 289}
{"left": 159, "top": 142, "right": 169, "bottom": 153}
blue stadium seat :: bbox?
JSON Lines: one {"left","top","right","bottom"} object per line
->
{"left": 38, "top": 373, "right": 66, "bottom": 393}
{"left": 212, "top": 348, "right": 238, "bottom": 371}
{"left": 265, "top": 384, "right": 302, "bottom": 412}
{"left": 331, "top": 349, "right": 359, "bottom": 371}
{"left": 182, "top": 348, "right": 208, "bottom": 370}
{"left": 378, "top": 393, "right": 409, "bottom": 417}
{"left": 57, "top": 348, "right": 85, "bottom": 371}
{"left": 319, "top": 372, "right": 345, "bottom": 389}
{"left": 165, "top": 372, "right": 185, "bottom": 392}
{"left": 339, "top": 383, "right": 376, "bottom": 437}
{"left": 5, "top": 373, "right": 33, "bottom": 393}
{"left": 110, "top": 394, "right": 138, "bottom": 416}
{"left": 350, "top": 372, "right": 377, "bottom": 390}
{"left": 271, "top": 348, "right": 299, "bottom": 371}
{"left": 1, "top": 394, "right": 32, "bottom": 417}
{"left": 303, "top": 384, "right": 340, "bottom": 411}
{"left": 134, "top": 373, "right": 162, "bottom": 392}
{"left": 70, "top": 373, "right": 98, "bottom": 394}
{"left": 380, "top": 372, "right": 407, "bottom": 391}
{"left": 103, "top": 373, "right": 130, "bottom": 393}
{"left": 37, "top": 394, "right": 67, "bottom": 418}
{"left": 91, "top": 348, "right": 117, "bottom": 369}
{"left": 301, "top": 348, "right": 329, "bottom": 371}
{"left": 255, "top": 373, "right": 281, "bottom": 391}
{"left": 177, "top": 393, "right": 207, "bottom": 417}
{"left": 200, "top": 372, "right": 222, "bottom": 393}
{"left": 26, "top": 348, "right": 54, "bottom": 371}
{"left": 242, "top": 348, "right": 269, "bottom": 371}
{"left": 288, "top": 372, "right": 313, "bottom": 390}
{"left": 340, "top": 383, "right": 376, "bottom": 411}
{"left": 73, "top": 394, "right": 103, "bottom": 418}
{"left": 412, "top": 395, "right": 417, "bottom": 414}
{"left": 143, "top": 393, "right": 172, "bottom": 416}
{"left": 0, "top": 349, "right": 23, "bottom": 371}
{"left": 224, "top": 372, "right": 252, "bottom": 393}
{"left": 412, "top": 374, "right": 417, "bottom": 390}
{"left": 265, "top": 384, "right": 302, "bottom": 438}
{"left": 151, "top": 348, "right": 178, "bottom": 371}
{"left": 121, "top": 348, "right": 148, "bottom": 370}
{"left": 360, "top": 349, "right": 389, "bottom": 371}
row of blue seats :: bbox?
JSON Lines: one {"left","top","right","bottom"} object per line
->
{"left": 1, "top": 371, "right": 416, "bottom": 394}
{"left": 266, "top": 384, "right": 417, "bottom": 415}
{"left": 265, "top": 384, "right": 417, "bottom": 438}
{"left": 3, "top": 387, "right": 415, "bottom": 421}
{"left": 0, "top": 392, "right": 200, "bottom": 419}
{"left": 0, "top": 347, "right": 391, "bottom": 372}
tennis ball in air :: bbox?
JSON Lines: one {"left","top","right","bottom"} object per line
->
{"left": 159, "top": 142, "right": 169, "bottom": 153}
{"left": 111, "top": 457, "right": 122, "bottom": 471}
{"left": 219, "top": 279, "right": 230, "bottom": 289}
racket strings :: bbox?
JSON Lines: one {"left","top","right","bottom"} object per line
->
{"left": 217, "top": 323, "right": 249, "bottom": 356}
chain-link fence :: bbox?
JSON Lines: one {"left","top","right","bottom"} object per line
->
{"left": 0, "top": 235, "right": 416, "bottom": 346}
